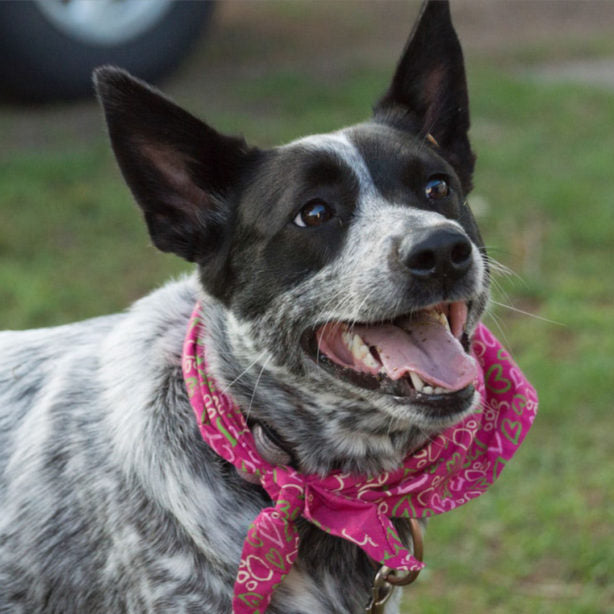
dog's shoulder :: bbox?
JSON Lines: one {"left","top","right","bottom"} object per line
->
{"left": 0, "top": 274, "right": 198, "bottom": 416}
{"left": 98, "top": 272, "right": 200, "bottom": 384}
{"left": 0, "top": 274, "right": 197, "bottom": 486}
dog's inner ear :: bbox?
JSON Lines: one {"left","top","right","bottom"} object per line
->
{"left": 94, "top": 66, "right": 256, "bottom": 263}
{"left": 139, "top": 144, "right": 206, "bottom": 209}
{"left": 130, "top": 141, "right": 215, "bottom": 260}
{"left": 375, "top": 0, "right": 475, "bottom": 192}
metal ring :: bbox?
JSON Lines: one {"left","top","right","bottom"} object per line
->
{"left": 371, "top": 566, "right": 396, "bottom": 607}
{"left": 385, "top": 519, "right": 424, "bottom": 587}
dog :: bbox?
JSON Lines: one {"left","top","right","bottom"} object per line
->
{"left": 0, "top": 2, "right": 490, "bottom": 612}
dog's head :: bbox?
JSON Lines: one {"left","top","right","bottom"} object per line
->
{"left": 95, "top": 1, "right": 489, "bottom": 473}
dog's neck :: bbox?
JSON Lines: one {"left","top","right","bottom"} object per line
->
{"left": 199, "top": 294, "right": 430, "bottom": 476}
{"left": 248, "top": 416, "right": 426, "bottom": 477}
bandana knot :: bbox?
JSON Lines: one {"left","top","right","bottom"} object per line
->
{"left": 182, "top": 304, "right": 537, "bottom": 614}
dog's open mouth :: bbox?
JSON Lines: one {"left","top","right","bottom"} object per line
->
{"left": 303, "top": 301, "right": 477, "bottom": 408}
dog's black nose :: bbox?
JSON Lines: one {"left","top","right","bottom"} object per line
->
{"left": 405, "top": 228, "right": 473, "bottom": 281}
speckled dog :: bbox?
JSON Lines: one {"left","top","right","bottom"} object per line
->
{"left": 0, "top": 2, "right": 489, "bottom": 612}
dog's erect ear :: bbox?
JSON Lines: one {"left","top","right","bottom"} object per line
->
{"left": 94, "top": 66, "right": 256, "bottom": 263}
{"left": 375, "top": 0, "right": 475, "bottom": 192}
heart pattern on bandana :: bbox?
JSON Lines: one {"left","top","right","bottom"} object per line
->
{"left": 265, "top": 548, "right": 285, "bottom": 570}
{"left": 485, "top": 363, "right": 513, "bottom": 395}
{"left": 502, "top": 419, "right": 522, "bottom": 445}
{"left": 183, "top": 309, "right": 538, "bottom": 614}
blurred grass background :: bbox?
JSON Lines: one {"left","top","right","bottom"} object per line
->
{"left": 1, "top": 1, "right": 612, "bottom": 612}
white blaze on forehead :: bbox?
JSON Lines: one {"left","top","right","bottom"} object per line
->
{"left": 286, "top": 129, "right": 443, "bottom": 222}
{"left": 283, "top": 130, "right": 381, "bottom": 206}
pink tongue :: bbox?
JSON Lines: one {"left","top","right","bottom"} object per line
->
{"left": 316, "top": 315, "right": 477, "bottom": 392}
{"left": 355, "top": 317, "right": 476, "bottom": 391}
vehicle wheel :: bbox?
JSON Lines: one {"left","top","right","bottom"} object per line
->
{"left": 0, "top": 0, "right": 215, "bottom": 102}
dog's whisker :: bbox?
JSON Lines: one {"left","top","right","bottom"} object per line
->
{"left": 245, "top": 355, "right": 273, "bottom": 420}
{"left": 489, "top": 300, "right": 565, "bottom": 327}
{"left": 487, "top": 259, "right": 515, "bottom": 278}
{"left": 483, "top": 308, "right": 512, "bottom": 349}
{"left": 488, "top": 276, "right": 514, "bottom": 309}
{"left": 485, "top": 255, "right": 526, "bottom": 286}
{"left": 348, "top": 287, "right": 381, "bottom": 329}
{"left": 219, "top": 350, "right": 269, "bottom": 397}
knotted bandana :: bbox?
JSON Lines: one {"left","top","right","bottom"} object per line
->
{"left": 182, "top": 304, "right": 537, "bottom": 614}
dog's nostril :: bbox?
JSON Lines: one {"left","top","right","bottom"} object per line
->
{"left": 404, "top": 229, "right": 473, "bottom": 281}
{"left": 451, "top": 240, "right": 472, "bottom": 270}
{"left": 407, "top": 249, "right": 438, "bottom": 279}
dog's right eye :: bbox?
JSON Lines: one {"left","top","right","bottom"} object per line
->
{"left": 294, "top": 200, "right": 333, "bottom": 228}
{"left": 425, "top": 176, "right": 450, "bottom": 200}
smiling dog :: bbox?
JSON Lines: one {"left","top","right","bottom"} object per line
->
{"left": 0, "top": 2, "right": 495, "bottom": 612}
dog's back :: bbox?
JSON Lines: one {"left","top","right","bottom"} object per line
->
{"left": 0, "top": 311, "right": 124, "bottom": 610}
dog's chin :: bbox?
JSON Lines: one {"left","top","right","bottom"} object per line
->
{"left": 300, "top": 301, "right": 480, "bottom": 429}
{"left": 380, "top": 385, "right": 479, "bottom": 430}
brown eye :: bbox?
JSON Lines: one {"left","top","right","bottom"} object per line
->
{"left": 425, "top": 176, "right": 450, "bottom": 200}
{"left": 294, "top": 200, "right": 333, "bottom": 228}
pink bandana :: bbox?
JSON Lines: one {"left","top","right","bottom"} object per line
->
{"left": 182, "top": 304, "right": 537, "bottom": 614}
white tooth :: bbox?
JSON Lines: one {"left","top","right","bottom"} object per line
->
{"left": 409, "top": 371, "right": 424, "bottom": 392}
{"left": 422, "top": 310, "right": 439, "bottom": 323}
{"left": 423, "top": 385, "right": 434, "bottom": 395}
{"left": 362, "top": 351, "right": 380, "bottom": 369}
{"left": 352, "top": 334, "right": 365, "bottom": 356}
{"left": 435, "top": 311, "right": 450, "bottom": 331}
{"left": 348, "top": 333, "right": 379, "bottom": 369}
{"left": 433, "top": 386, "right": 446, "bottom": 394}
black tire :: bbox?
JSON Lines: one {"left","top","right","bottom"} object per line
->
{"left": 0, "top": 1, "right": 215, "bottom": 102}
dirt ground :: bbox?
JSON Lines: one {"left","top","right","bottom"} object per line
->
{"left": 3, "top": 0, "right": 614, "bottom": 157}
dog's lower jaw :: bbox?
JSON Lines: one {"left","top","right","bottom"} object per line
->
{"left": 283, "top": 330, "right": 483, "bottom": 474}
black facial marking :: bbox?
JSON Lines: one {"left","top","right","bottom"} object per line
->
{"left": 348, "top": 125, "right": 464, "bottom": 216}
{"left": 227, "top": 146, "right": 360, "bottom": 318}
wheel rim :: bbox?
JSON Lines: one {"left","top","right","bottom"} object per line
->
{"left": 33, "top": 0, "right": 174, "bottom": 46}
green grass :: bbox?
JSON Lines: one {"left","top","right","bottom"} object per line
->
{"left": 1, "top": 28, "right": 613, "bottom": 614}
{"left": 0, "top": 146, "right": 189, "bottom": 328}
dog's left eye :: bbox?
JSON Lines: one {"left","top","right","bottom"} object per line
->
{"left": 294, "top": 200, "right": 333, "bottom": 228}
{"left": 425, "top": 176, "right": 450, "bottom": 200}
